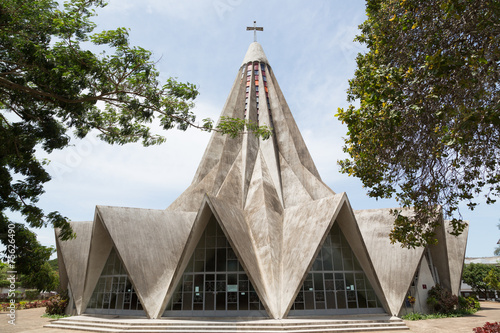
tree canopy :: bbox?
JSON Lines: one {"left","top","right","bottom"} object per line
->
{"left": 0, "top": 0, "right": 271, "bottom": 241}
{"left": 0, "top": 221, "right": 58, "bottom": 291}
{"left": 462, "top": 263, "right": 500, "bottom": 298}
{"left": 336, "top": 0, "right": 500, "bottom": 247}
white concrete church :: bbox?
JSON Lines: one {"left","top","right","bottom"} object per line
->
{"left": 52, "top": 39, "right": 468, "bottom": 331}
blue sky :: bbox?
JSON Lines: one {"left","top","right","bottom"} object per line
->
{"left": 16, "top": 0, "right": 498, "bottom": 258}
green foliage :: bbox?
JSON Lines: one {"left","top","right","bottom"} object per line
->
{"left": 48, "top": 258, "right": 59, "bottom": 272}
{"left": 458, "top": 295, "right": 481, "bottom": 313}
{"left": 42, "top": 313, "right": 70, "bottom": 319}
{"left": 402, "top": 311, "right": 469, "bottom": 320}
{"left": 25, "top": 290, "right": 40, "bottom": 301}
{"left": 336, "top": 0, "right": 500, "bottom": 247}
{"left": 484, "top": 268, "right": 500, "bottom": 291}
{"left": 45, "top": 291, "right": 68, "bottom": 316}
{"left": 463, "top": 263, "right": 500, "bottom": 297}
{"left": 402, "top": 312, "right": 427, "bottom": 320}
{"left": 0, "top": 0, "right": 271, "bottom": 241}
{"left": 426, "top": 284, "right": 458, "bottom": 314}
{"left": 0, "top": 221, "right": 58, "bottom": 291}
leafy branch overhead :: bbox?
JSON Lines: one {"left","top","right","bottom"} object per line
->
{"left": 0, "top": 0, "right": 271, "bottom": 240}
{"left": 336, "top": 0, "right": 500, "bottom": 247}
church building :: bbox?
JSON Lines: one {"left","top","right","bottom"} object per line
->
{"left": 52, "top": 38, "right": 468, "bottom": 330}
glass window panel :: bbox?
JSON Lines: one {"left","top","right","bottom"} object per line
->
{"left": 313, "top": 273, "right": 324, "bottom": 291}
{"left": 182, "top": 292, "right": 192, "bottom": 310}
{"left": 322, "top": 247, "right": 333, "bottom": 270}
{"left": 294, "top": 302, "right": 304, "bottom": 310}
{"left": 345, "top": 273, "right": 355, "bottom": 290}
{"left": 194, "top": 260, "right": 204, "bottom": 272}
{"left": 336, "top": 291, "right": 346, "bottom": 308}
{"left": 206, "top": 236, "right": 216, "bottom": 248}
{"left": 344, "top": 258, "right": 354, "bottom": 270}
{"left": 239, "top": 293, "right": 248, "bottom": 310}
{"left": 228, "top": 274, "right": 237, "bottom": 285}
{"left": 357, "top": 291, "right": 367, "bottom": 308}
{"left": 205, "top": 292, "right": 214, "bottom": 310}
{"left": 227, "top": 260, "right": 238, "bottom": 271}
{"left": 216, "top": 248, "right": 226, "bottom": 271}
{"left": 333, "top": 249, "right": 343, "bottom": 270}
{"left": 324, "top": 279, "right": 335, "bottom": 291}
{"left": 304, "top": 291, "right": 314, "bottom": 309}
{"left": 227, "top": 248, "right": 236, "bottom": 260}
{"left": 195, "top": 248, "right": 204, "bottom": 260}
{"left": 304, "top": 279, "right": 313, "bottom": 291}
{"left": 205, "top": 249, "right": 216, "bottom": 271}
{"left": 326, "top": 291, "right": 336, "bottom": 309}
{"left": 312, "top": 257, "right": 322, "bottom": 271}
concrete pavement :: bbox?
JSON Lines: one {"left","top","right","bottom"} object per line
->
{"left": 1, "top": 301, "right": 499, "bottom": 333}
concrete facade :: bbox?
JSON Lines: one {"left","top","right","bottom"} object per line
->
{"left": 56, "top": 42, "right": 468, "bottom": 320}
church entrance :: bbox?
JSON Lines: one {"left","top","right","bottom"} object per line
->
{"left": 288, "top": 223, "right": 384, "bottom": 316}
{"left": 163, "top": 215, "right": 266, "bottom": 317}
{"left": 85, "top": 248, "right": 146, "bottom": 316}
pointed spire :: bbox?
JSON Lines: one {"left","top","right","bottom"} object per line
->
{"left": 241, "top": 42, "right": 269, "bottom": 66}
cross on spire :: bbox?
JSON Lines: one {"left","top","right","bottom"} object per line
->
{"left": 246, "top": 21, "right": 263, "bottom": 42}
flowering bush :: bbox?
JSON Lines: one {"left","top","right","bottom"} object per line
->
{"left": 0, "top": 300, "right": 48, "bottom": 311}
{"left": 473, "top": 322, "right": 500, "bottom": 333}
{"left": 45, "top": 292, "right": 68, "bottom": 315}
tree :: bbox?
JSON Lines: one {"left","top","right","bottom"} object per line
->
{"left": 0, "top": 221, "right": 59, "bottom": 291}
{"left": 336, "top": 0, "right": 500, "bottom": 247}
{"left": 462, "top": 263, "right": 500, "bottom": 298}
{"left": 0, "top": 0, "right": 271, "bottom": 240}
{"left": 484, "top": 268, "right": 500, "bottom": 291}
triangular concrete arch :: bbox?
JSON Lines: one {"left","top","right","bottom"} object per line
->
{"left": 162, "top": 195, "right": 272, "bottom": 318}
{"left": 354, "top": 208, "right": 424, "bottom": 316}
{"left": 55, "top": 221, "right": 92, "bottom": 315}
{"left": 96, "top": 206, "right": 196, "bottom": 318}
{"left": 281, "top": 194, "right": 388, "bottom": 318}
{"left": 445, "top": 222, "right": 469, "bottom": 295}
{"left": 281, "top": 193, "right": 344, "bottom": 318}
{"left": 80, "top": 211, "right": 115, "bottom": 314}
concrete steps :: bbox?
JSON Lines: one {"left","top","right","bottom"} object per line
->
{"left": 45, "top": 316, "right": 409, "bottom": 332}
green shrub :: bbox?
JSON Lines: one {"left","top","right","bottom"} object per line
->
{"left": 458, "top": 295, "right": 480, "bottom": 313}
{"left": 25, "top": 290, "right": 39, "bottom": 300}
{"left": 402, "top": 312, "right": 426, "bottom": 320}
{"left": 45, "top": 291, "right": 68, "bottom": 316}
{"left": 42, "top": 313, "right": 70, "bottom": 320}
{"left": 426, "top": 284, "right": 458, "bottom": 314}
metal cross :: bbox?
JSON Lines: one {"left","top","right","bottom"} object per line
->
{"left": 246, "top": 21, "right": 263, "bottom": 42}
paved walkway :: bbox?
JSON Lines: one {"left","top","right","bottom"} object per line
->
{"left": 1, "top": 301, "right": 499, "bottom": 333}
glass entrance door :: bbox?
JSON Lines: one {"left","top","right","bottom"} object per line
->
{"left": 163, "top": 216, "right": 266, "bottom": 317}
{"left": 289, "top": 223, "right": 384, "bottom": 316}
